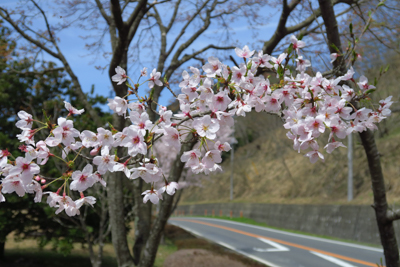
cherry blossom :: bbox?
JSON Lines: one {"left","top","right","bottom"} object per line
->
{"left": 290, "top": 35, "right": 306, "bottom": 53}
{"left": 64, "top": 101, "right": 84, "bottom": 116}
{"left": 330, "top": 53, "right": 338, "bottom": 63}
{"left": 1, "top": 42, "right": 394, "bottom": 213}
{"left": 158, "top": 182, "right": 179, "bottom": 196}
{"left": 70, "top": 164, "right": 96, "bottom": 192}
{"left": 193, "top": 115, "right": 220, "bottom": 139}
{"left": 16, "top": 111, "right": 33, "bottom": 130}
{"left": 2, "top": 176, "right": 26, "bottom": 197}
{"left": 235, "top": 45, "right": 255, "bottom": 58}
{"left": 142, "top": 189, "right": 163, "bottom": 204}
{"left": 148, "top": 68, "right": 163, "bottom": 88}
{"left": 93, "top": 149, "right": 116, "bottom": 175}
{"left": 9, "top": 157, "right": 40, "bottom": 185}
{"left": 112, "top": 66, "right": 127, "bottom": 85}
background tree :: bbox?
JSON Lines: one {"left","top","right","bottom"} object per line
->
{"left": 0, "top": 21, "right": 116, "bottom": 265}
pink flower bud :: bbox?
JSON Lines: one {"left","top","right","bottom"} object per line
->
{"left": 35, "top": 176, "right": 41, "bottom": 182}
{"left": 41, "top": 179, "right": 46, "bottom": 184}
{"left": 90, "top": 147, "right": 100, "bottom": 156}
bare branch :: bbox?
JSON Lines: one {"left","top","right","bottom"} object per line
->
{"left": 174, "top": 45, "right": 235, "bottom": 68}
{"left": 95, "top": 0, "right": 112, "bottom": 25}
{"left": 30, "top": 0, "right": 55, "bottom": 43}
{"left": 165, "top": 0, "right": 212, "bottom": 59}
{"left": 0, "top": 8, "right": 60, "bottom": 59}
{"left": 166, "top": 0, "right": 182, "bottom": 32}
{"left": 387, "top": 209, "right": 400, "bottom": 222}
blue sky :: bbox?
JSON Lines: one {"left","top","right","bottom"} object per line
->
{"left": 1, "top": 0, "right": 348, "bottom": 111}
{"left": 1, "top": 1, "right": 283, "bottom": 108}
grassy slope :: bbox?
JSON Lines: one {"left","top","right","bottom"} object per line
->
{"left": 2, "top": 226, "right": 177, "bottom": 267}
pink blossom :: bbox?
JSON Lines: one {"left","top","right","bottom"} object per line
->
{"left": 148, "top": 68, "right": 163, "bottom": 88}
{"left": 202, "top": 150, "right": 222, "bottom": 168}
{"left": 64, "top": 101, "right": 84, "bottom": 116}
{"left": 181, "top": 149, "right": 201, "bottom": 168}
{"left": 235, "top": 45, "right": 255, "bottom": 58}
{"left": 112, "top": 66, "right": 127, "bottom": 85}
{"left": 93, "top": 149, "right": 116, "bottom": 175}
{"left": 9, "top": 157, "right": 40, "bottom": 185}
{"left": 324, "top": 141, "right": 346, "bottom": 154}
{"left": 2, "top": 176, "right": 26, "bottom": 197}
{"left": 142, "top": 189, "right": 163, "bottom": 204}
{"left": 214, "top": 141, "right": 231, "bottom": 152}
{"left": 290, "top": 35, "right": 306, "bottom": 53}
{"left": 70, "top": 164, "right": 96, "bottom": 192}
{"left": 162, "top": 126, "right": 181, "bottom": 151}
{"left": 25, "top": 180, "right": 42, "bottom": 202}
{"left": 16, "top": 111, "right": 33, "bottom": 130}
{"left": 304, "top": 150, "right": 325, "bottom": 164}
{"left": 193, "top": 115, "right": 220, "bottom": 139}
{"left": 120, "top": 127, "right": 147, "bottom": 156}
{"left": 140, "top": 67, "right": 148, "bottom": 77}
{"left": 75, "top": 196, "right": 96, "bottom": 209}
{"left": 202, "top": 56, "right": 222, "bottom": 77}
{"left": 108, "top": 96, "right": 129, "bottom": 116}
{"left": 158, "top": 182, "right": 179, "bottom": 196}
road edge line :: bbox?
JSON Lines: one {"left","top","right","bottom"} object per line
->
{"left": 193, "top": 217, "right": 383, "bottom": 252}
{"left": 169, "top": 222, "right": 282, "bottom": 267}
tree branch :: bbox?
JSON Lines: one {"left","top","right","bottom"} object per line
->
{"left": 0, "top": 8, "right": 59, "bottom": 59}
{"left": 166, "top": 0, "right": 182, "bottom": 32}
{"left": 110, "top": 0, "right": 125, "bottom": 34}
{"left": 165, "top": 0, "right": 212, "bottom": 59}
{"left": 94, "top": 0, "right": 112, "bottom": 25}
{"left": 387, "top": 209, "right": 400, "bottom": 222}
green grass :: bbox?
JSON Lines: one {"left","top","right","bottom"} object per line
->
{"left": 1, "top": 249, "right": 118, "bottom": 267}
{"left": 154, "top": 238, "right": 178, "bottom": 267}
{"left": 2, "top": 236, "right": 177, "bottom": 267}
{"left": 182, "top": 215, "right": 382, "bottom": 249}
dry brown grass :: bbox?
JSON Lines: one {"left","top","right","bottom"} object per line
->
{"left": 181, "top": 123, "right": 400, "bottom": 205}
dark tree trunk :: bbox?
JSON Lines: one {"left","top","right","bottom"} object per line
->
{"left": 132, "top": 180, "right": 152, "bottom": 265}
{"left": 137, "top": 136, "right": 197, "bottom": 267}
{"left": 108, "top": 50, "right": 135, "bottom": 267}
{"left": 318, "top": 0, "right": 399, "bottom": 265}
{"left": 360, "top": 130, "right": 399, "bottom": 266}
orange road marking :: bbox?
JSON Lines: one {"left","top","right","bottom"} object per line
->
{"left": 173, "top": 218, "right": 383, "bottom": 267}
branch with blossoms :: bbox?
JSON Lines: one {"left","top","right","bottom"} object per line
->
{"left": 0, "top": 36, "right": 393, "bottom": 216}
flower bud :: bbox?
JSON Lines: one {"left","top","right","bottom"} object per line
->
{"left": 90, "top": 147, "right": 100, "bottom": 156}
{"left": 41, "top": 179, "right": 46, "bottom": 184}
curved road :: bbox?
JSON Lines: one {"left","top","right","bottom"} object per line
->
{"left": 169, "top": 217, "right": 385, "bottom": 267}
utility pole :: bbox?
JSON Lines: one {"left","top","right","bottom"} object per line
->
{"left": 348, "top": 133, "right": 353, "bottom": 201}
{"left": 230, "top": 146, "right": 234, "bottom": 201}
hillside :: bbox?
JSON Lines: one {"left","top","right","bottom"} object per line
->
{"left": 180, "top": 122, "right": 400, "bottom": 205}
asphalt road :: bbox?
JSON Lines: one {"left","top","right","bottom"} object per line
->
{"left": 169, "top": 217, "right": 385, "bottom": 267}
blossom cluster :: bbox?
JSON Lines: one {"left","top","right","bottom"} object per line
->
{"left": 0, "top": 36, "right": 393, "bottom": 216}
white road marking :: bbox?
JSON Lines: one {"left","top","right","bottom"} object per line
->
{"left": 170, "top": 221, "right": 283, "bottom": 267}
{"left": 190, "top": 217, "right": 383, "bottom": 252}
{"left": 254, "top": 238, "right": 290, "bottom": 252}
{"left": 310, "top": 251, "right": 358, "bottom": 267}
{"left": 216, "top": 241, "right": 283, "bottom": 267}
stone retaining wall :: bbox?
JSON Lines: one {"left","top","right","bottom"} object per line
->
{"left": 175, "top": 203, "right": 400, "bottom": 245}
